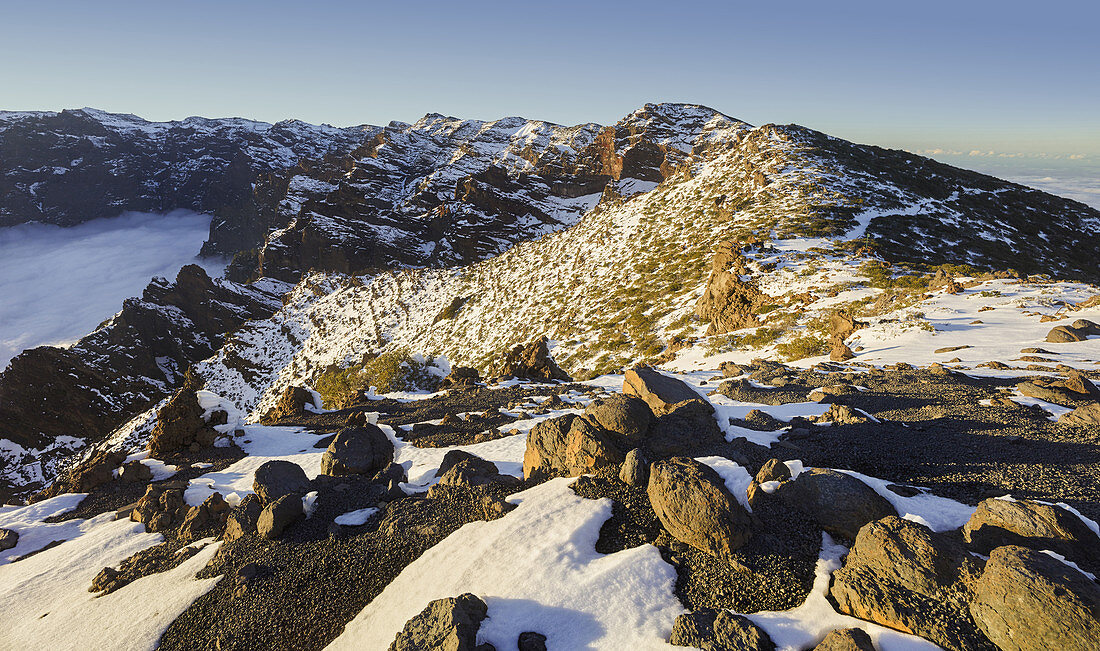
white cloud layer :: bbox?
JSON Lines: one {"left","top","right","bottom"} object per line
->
{"left": 0, "top": 211, "right": 225, "bottom": 370}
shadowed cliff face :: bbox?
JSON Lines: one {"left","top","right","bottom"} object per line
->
{"left": 0, "top": 265, "right": 285, "bottom": 457}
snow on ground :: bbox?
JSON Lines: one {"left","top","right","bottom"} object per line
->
{"left": 327, "top": 478, "right": 685, "bottom": 650}
{"left": 0, "top": 493, "right": 89, "bottom": 564}
{"left": 184, "top": 424, "right": 330, "bottom": 507}
{"left": 0, "top": 210, "right": 228, "bottom": 369}
{"left": 0, "top": 518, "right": 221, "bottom": 650}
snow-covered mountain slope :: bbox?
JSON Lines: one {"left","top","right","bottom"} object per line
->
{"left": 191, "top": 114, "right": 1100, "bottom": 422}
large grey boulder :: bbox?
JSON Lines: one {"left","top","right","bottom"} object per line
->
{"left": 257, "top": 493, "right": 304, "bottom": 539}
{"left": 389, "top": 593, "right": 488, "bottom": 651}
{"left": 252, "top": 460, "right": 310, "bottom": 505}
{"left": 320, "top": 424, "right": 394, "bottom": 476}
{"left": 773, "top": 468, "right": 896, "bottom": 539}
{"left": 829, "top": 516, "right": 989, "bottom": 651}
{"left": 624, "top": 366, "right": 711, "bottom": 416}
{"left": 647, "top": 457, "right": 753, "bottom": 559}
{"left": 970, "top": 545, "right": 1100, "bottom": 651}
{"left": 963, "top": 497, "right": 1100, "bottom": 573}
{"left": 669, "top": 609, "right": 775, "bottom": 650}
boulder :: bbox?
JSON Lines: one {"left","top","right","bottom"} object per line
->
{"left": 1017, "top": 373, "right": 1100, "bottom": 406}
{"left": 963, "top": 498, "right": 1100, "bottom": 572}
{"left": 436, "top": 450, "right": 481, "bottom": 478}
{"left": 257, "top": 493, "right": 304, "bottom": 539}
{"left": 69, "top": 450, "right": 127, "bottom": 492}
{"left": 320, "top": 425, "right": 395, "bottom": 476}
{"left": 0, "top": 527, "right": 17, "bottom": 551}
{"left": 434, "top": 456, "right": 502, "bottom": 490}
{"left": 619, "top": 448, "right": 648, "bottom": 487}
{"left": 224, "top": 494, "right": 263, "bottom": 542}
{"left": 582, "top": 393, "right": 654, "bottom": 442}
{"left": 1060, "top": 402, "right": 1100, "bottom": 425}
{"left": 517, "top": 632, "right": 547, "bottom": 651}
{"left": 492, "top": 337, "right": 571, "bottom": 382}
{"left": 733, "top": 409, "right": 785, "bottom": 431}
{"left": 148, "top": 373, "right": 212, "bottom": 457}
{"left": 440, "top": 366, "right": 481, "bottom": 389}
{"left": 178, "top": 492, "right": 230, "bottom": 541}
{"left": 830, "top": 341, "right": 857, "bottom": 362}
{"left": 774, "top": 469, "right": 896, "bottom": 539}
{"left": 812, "top": 628, "right": 876, "bottom": 651}
{"left": 260, "top": 385, "right": 317, "bottom": 424}
{"left": 252, "top": 460, "right": 310, "bottom": 505}
{"left": 829, "top": 516, "right": 989, "bottom": 651}
{"left": 1045, "top": 319, "right": 1100, "bottom": 343}
{"left": 970, "top": 545, "right": 1100, "bottom": 651}
{"left": 647, "top": 457, "right": 753, "bottom": 559}
{"left": 624, "top": 366, "right": 710, "bottom": 416}
{"left": 523, "top": 414, "right": 623, "bottom": 481}
{"left": 669, "top": 609, "right": 776, "bottom": 650}
{"left": 130, "top": 484, "right": 189, "bottom": 533}
{"left": 389, "top": 593, "right": 488, "bottom": 651}
{"left": 117, "top": 460, "right": 153, "bottom": 483}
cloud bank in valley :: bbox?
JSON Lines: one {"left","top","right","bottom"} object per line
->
{"left": 0, "top": 211, "right": 226, "bottom": 369}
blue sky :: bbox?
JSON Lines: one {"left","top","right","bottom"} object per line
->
{"left": 1, "top": 0, "right": 1097, "bottom": 163}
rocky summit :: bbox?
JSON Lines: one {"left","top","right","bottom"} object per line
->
{"left": 2, "top": 102, "right": 1100, "bottom": 651}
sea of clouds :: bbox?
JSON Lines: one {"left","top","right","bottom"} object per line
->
{"left": 0, "top": 211, "right": 226, "bottom": 370}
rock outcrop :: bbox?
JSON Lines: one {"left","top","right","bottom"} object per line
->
{"left": 148, "top": 373, "right": 215, "bottom": 458}
{"left": 492, "top": 337, "right": 571, "bottom": 382}
{"left": 694, "top": 241, "right": 773, "bottom": 335}
{"left": 260, "top": 386, "right": 317, "bottom": 424}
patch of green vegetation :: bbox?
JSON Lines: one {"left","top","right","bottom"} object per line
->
{"left": 775, "top": 334, "right": 829, "bottom": 361}
{"left": 314, "top": 349, "right": 439, "bottom": 409}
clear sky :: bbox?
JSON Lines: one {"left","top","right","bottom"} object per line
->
{"left": 1, "top": 0, "right": 1097, "bottom": 163}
